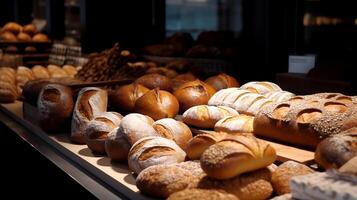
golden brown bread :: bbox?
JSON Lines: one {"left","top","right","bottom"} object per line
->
{"left": 205, "top": 73, "right": 239, "bottom": 91}
{"left": 62, "top": 65, "right": 77, "bottom": 77}
{"left": 22, "top": 24, "right": 37, "bottom": 35}
{"left": 0, "top": 67, "right": 17, "bottom": 103}
{"left": 32, "top": 33, "right": 49, "bottom": 42}
{"left": 264, "top": 91, "right": 295, "bottom": 103}
{"left": 37, "top": 84, "right": 73, "bottom": 132}
{"left": 145, "top": 67, "right": 178, "bottom": 78}
{"left": 171, "top": 72, "right": 197, "bottom": 91}
{"left": 105, "top": 127, "right": 131, "bottom": 162}
{"left": 17, "top": 32, "right": 31, "bottom": 41}
{"left": 214, "top": 114, "right": 255, "bottom": 133}
{"left": 182, "top": 105, "right": 239, "bottom": 129}
{"left": 134, "top": 88, "right": 179, "bottom": 120}
{"left": 200, "top": 135, "right": 276, "bottom": 179}
{"left": 109, "top": 83, "right": 149, "bottom": 112}
{"left": 240, "top": 81, "right": 282, "bottom": 94}
{"left": 315, "top": 127, "right": 357, "bottom": 169}
{"left": 174, "top": 80, "right": 216, "bottom": 112}
{"left": 71, "top": 87, "right": 108, "bottom": 144}
{"left": 135, "top": 73, "right": 172, "bottom": 91}
{"left": 0, "top": 31, "right": 17, "bottom": 41}
{"left": 167, "top": 189, "right": 239, "bottom": 200}
{"left": 197, "top": 167, "right": 274, "bottom": 200}
{"left": 128, "top": 136, "right": 186, "bottom": 174}
{"left": 47, "top": 64, "right": 67, "bottom": 78}
{"left": 271, "top": 161, "right": 313, "bottom": 195}
{"left": 153, "top": 118, "right": 192, "bottom": 149}
{"left": 2, "top": 22, "right": 22, "bottom": 34}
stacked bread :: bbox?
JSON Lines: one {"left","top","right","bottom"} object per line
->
{"left": 0, "top": 22, "right": 49, "bottom": 42}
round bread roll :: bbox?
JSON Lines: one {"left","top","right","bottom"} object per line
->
{"left": 128, "top": 136, "right": 186, "bottom": 174}
{"left": 173, "top": 80, "right": 216, "bottom": 112}
{"left": 37, "top": 84, "right": 73, "bottom": 132}
{"left": 62, "top": 65, "right": 77, "bottom": 77}
{"left": 134, "top": 88, "right": 179, "bottom": 120}
{"left": 2, "top": 22, "right": 22, "bottom": 34}
{"left": 105, "top": 127, "right": 131, "bottom": 162}
{"left": 197, "top": 167, "right": 273, "bottom": 200}
{"left": 136, "top": 164, "right": 194, "bottom": 198}
{"left": 172, "top": 72, "right": 197, "bottom": 91}
{"left": 183, "top": 105, "right": 238, "bottom": 129}
{"left": 22, "top": 24, "right": 37, "bottom": 35}
{"left": 0, "top": 32, "right": 17, "bottom": 41}
{"left": 185, "top": 132, "right": 227, "bottom": 160}
{"left": 153, "top": 118, "right": 192, "bottom": 149}
{"left": 135, "top": 73, "right": 172, "bottom": 91}
{"left": 109, "top": 83, "right": 149, "bottom": 112}
{"left": 47, "top": 64, "right": 68, "bottom": 78}
{"left": 17, "top": 32, "right": 31, "bottom": 42}
{"left": 146, "top": 67, "right": 178, "bottom": 78}
{"left": 214, "top": 114, "right": 255, "bottom": 133}
{"left": 85, "top": 112, "right": 123, "bottom": 154}
{"left": 24, "top": 46, "right": 37, "bottom": 53}
{"left": 271, "top": 161, "right": 313, "bottom": 195}
{"left": 167, "top": 189, "right": 239, "bottom": 200}
{"left": 200, "top": 135, "right": 277, "bottom": 179}
{"left": 119, "top": 113, "right": 158, "bottom": 145}
{"left": 205, "top": 73, "right": 239, "bottom": 91}
{"left": 32, "top": 33, "right": 49, "bottom": 42}
{"left": 32, "top": 65, "right": 50, "bottom": 79}
{"left": 240, "top": 81, "right": 282, "bottom": 95}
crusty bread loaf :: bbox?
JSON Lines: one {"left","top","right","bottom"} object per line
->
{"left": 37, "top": 84, "right": 73, "bottom": 132}
{"left": 315, "top": 127, "right": 357, "bottom": 169}
{"left": 47, "top": 64, "right": 67, "bottom": 78}
{"left": 109, "top": 83, "right": 149, "bottom": 112}
{"left": 240, "top": 81, "right": 282, "bottom": 94}
{"left": 71, "top": 87, "right": 107, "bottom": 144}
{"left": 153, "top": 118, "right": 192, "bottom": 149}
{"left": 200, "top": 135, "right": 276, "bottom": 179}
{"left": 264, "top": 91, "right": 295, "bottom": 103}
{"left": 119, "top": 113, "right": 159, "bottom": 145}
{"left": 105, "top": 127, "right": 131, "bottom": 162}
{"left": 183, "top": 105, "right": 238, "bottom": 129}
{"left": 134, "top": 88, "right": 179, "bottom": 120}
{"left": 128, "top": 136, "right": 186, "bottom": 174}
{"left": 197, "top": 167, "right": 274, "bottom": 200}
{"left": 174, "top": 80, "right": 216, "bottom": 112}
{"left": 254, "top": 93, "right": 357, "bottom": 149}
{"left": 135, "top": 73, "right": 172, "bottom": 91}
{"left": 32, "top": 65, "right": 50, "bottom": 79}
{"left": 136, "top": 164, "right": 194, "bottom": 198}
{"left": 271, "top": 161, "right": 313, "bottom": 195}
{"left": 85, "top": 112, "right": 122, "bottom": 154}
{"left": 205, "top": 73, "right": 239, "bottom": 91}
{"left": 167, "top": 189, "right": 239, "bottom": 200}
{"left": 214, "top": 114, "right": 255, "bottom": 133}
{"left": 185, "top": 132, "right": 227, "bottom": 160}
{"left": 0, "top": 67, "right": 18, "bottom": 103}
{"left": 62, "top": 65, "right": 77, "bottom": 77}
{"left": 16, "top": 66, "right": 35, "bottom": 93}
{"left": 171, "top": 72, "right": 196, "bottom": 91}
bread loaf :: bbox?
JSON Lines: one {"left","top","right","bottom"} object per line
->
{"left": 214, "top": 114, "right": 255, "bottom": 133}
{"left": 134, "top": 88, "right": 179, "bottom": 120}
{"left": 16, "top": 66, "right": 35, "bottom": 93}
{"left": 135, "top": 73, "right": 172, "bottom": 91}
{"left": 119, "top": 113, "right": 158, "bottom": 145}
{"left": 0, "top": 67, "right": 17, "bottom": 103}
{"left": 264, "top": 91, "right": 295, "bottom": 103}
{"left": 174, "top": 80, "right": 216, "bottom": 112}
{"left": 85, "top": 112, "right": 122, "bottom": 154}
{"left": 62, "top": 65, "right": 77, "bottom": 77}
{"left": 32, "top": 65, "right": 50, "bottom": 79}
{"left": 23, "top": 24, "right": 37, "bottom": 35}
{"left": 183, "top": 105, "right": 238, "bottom": 129}
{"left": 109, "top": 83, "right": 149, "bottom": 112}
{"left": 200, "top": 135, "right": 276, "bottom": 179}
{"left": 47, "top": 64, "right": 67, "bottom": 78}
{"left": 240, "top": 81, "right": 282, "bottom": 94}
{"left": 105, "top": 127, "right": 131, "bottom": 162}
{"left": 37, "top": 84, "right": 73, "bottom": 132}
{"left": 153, "top": 118, "right": 192, "bottom": 149}
{"left": 2, "top": 22, "right": 22, "bottom": 34}
{"left": 171, "top": 72, "right": 196, "bottom": 91}
{"left": 254, "top": 93, "right": 357, "bottom": 149}
{"left": 32, "top": 33, "right": 49, "bottom": 42}
{"left": 205, "top": 73, "right": 239, "bottom": 91}
{"left": 17, "top": 32, "right": 31, "bottom": 42}
{"left": 315, "top": 128, "right": 357, "bottom": 169}
{"left": 71, "top": 87, "right": 107, "bottom": 144}
{"left": 128, "top": 136, "right": 186, "bottom": 174}
{"left": 185, "top": 131, "right": 227, "bottom": 160}
{"left": 197, "top": 167, "right": 274, "bottom": 200}
{"left": 168, "top": 189, "right": 239, "bottom": 200}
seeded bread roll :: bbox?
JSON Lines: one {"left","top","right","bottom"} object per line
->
{"left": 214, "top": 114, "right": 255, "bottom": 133}
{"left": 136, "top": 164, "right": 194, "bottom": 198}
{"left": 240, "top": 81, "right": 282, "bottom": 94}
{"left": 128, "top": 136, "right": 186, "bottom": 174}
{"left": 168, "top": 189, "right": 239, "bottom": 200}
{"left": 105, "top": 127, "right": 131, "bottom": 162}
{"left": 153, "top": 118, "right": 192, "bottom": 149}
{"left": 197, "top": 167, "right": 274, "bottom": 200}
{"left": 85, "top": 112, "right": 122, "bottom": 154}
{"left": 183, "top": 105, "right": 239, "bottom": 129}
{"left": 205, "top": 73, "right": 239, "bottom": 91}
{"left": 71, "top": 87, "right": 107, "bottom": 144}
{"left": 200, "top": 135, "right": 277, "bottom": 179}
{"left": 119, "top": 113, "right": 158, "bottom": 145}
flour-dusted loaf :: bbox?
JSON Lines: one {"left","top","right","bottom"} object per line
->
{"left": 119, "top": 113, "right": 159, "bottom": 145}
{"left": 71, "top": 87, "right": 108, "bottom": 144}
{"left": 105, "top": 127, "right": 131, "bottom": 162}
{"left": 183, "top": 105, "right": 238, "bottom": 129}
{"left": 240, "top": 81, "right": 282, "bottom": 94}
{"left": 128, "top": 136, "right": 186, "bottom": 174}
{"left": 85, "top": 112, "right": 122, "bottom": 154}
{"left": 264, "top": 91, "right": 295, "bottom": 103}
{"left": 200, "top": 135, "right": 276, "bottom": 179}
{"left": 167, "top": 189, "right": 239, "bottom": 200}
{"left": 214, "top": 114, "right": 255, "bottom": 133}
{"left": 153, "top": 118, "right": 192, "bottom": 149}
